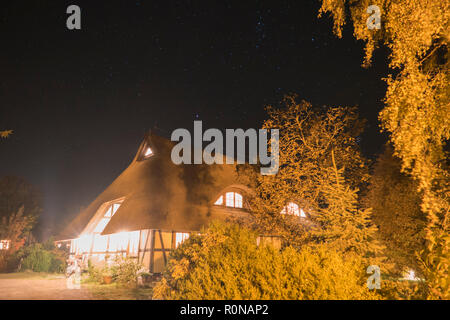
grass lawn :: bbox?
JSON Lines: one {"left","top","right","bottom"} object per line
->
{"left": 84, "top": 282, "right": 153, "bottom": 300}
{"left": 0, "top": 271, "right": 64, "bottom": 280}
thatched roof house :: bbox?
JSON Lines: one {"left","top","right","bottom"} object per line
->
{"left": 57, "top": 132, "right": 260, "bottom": 273}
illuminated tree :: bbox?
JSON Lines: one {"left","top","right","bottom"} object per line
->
{"left": 363, "top": 146, "right": 427, "bottom": 276}
{"left": 308, "top": 152, "right": 383, "bottom": 262}
{"left": 318, "top": 0, "right": 449, "bottom": 298}
{"left": 239, "top": 96, "right": 381, "bottom": 262}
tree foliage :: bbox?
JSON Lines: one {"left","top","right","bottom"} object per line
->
{"left": 239, "top": 96, "right": 380, "bottom": 262}
{"left": 318, "top": 0, "right": 449, "bottom": 299}
{"left": 15, "top": 240, "right": 67, "bottom": 273}
{"left": 309, "top": 153, "right": 382, "bottom": 261}
{"left": 364, "top": 145, "right": 427, "bottom": 276}
{"left": 0, "top": 130, "right": 13, "bottom": 139}
{"left": 0, "top": 176, "right": 42, "bottom": 227}
{"left": 153, "top": 222, "right": 378, "bottom": 300}
{"left": 0, "top": 206, "right": 34, "bottom": 271}
{"left": 0, "top": 176, "right": 42, "bottom": 271}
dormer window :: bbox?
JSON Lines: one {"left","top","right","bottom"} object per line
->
{"left": 214, "top": 196, "right": 223, "bottom": 205}
{"left": 214, "top": 192, "right": 243, "bottom": 208}
{"left": 280, "top": 202, "right": 306, "bottom": 217}
{"left": 144, "top": 147, "right": 153, "bottom": 158}
{"left": 93, "top": 201, "right": 123, "bottom": 234}
{"left": 226, "top": 192, "right": 243, "bottom": 208}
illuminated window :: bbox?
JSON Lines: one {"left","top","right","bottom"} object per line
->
{"left": 235, "top": 193, "right": 243, "bottom": 208}
{"left": 93, "top": 202, "right": 122, "bottom": 234}
{"left": 0, "top": 240, "right": 11, "bottom": 250}
{"left": 144, "top": 147, "right": 153, "bottom": 157}
{"left": 175, "top": 233, "right": 190, "bottom": 248}
{"left": 128, "top": 231, "right": 140, "bottom": 255}
{"left": 214, "top": 195, "right": 223, "bottom": 205}
{"left": 281, "top": 202, "right": 306, "bottom": 217}
{"left": 226, "top": 192, "right": 234, "bottom": 207}
{"left": 92, "top": 234, "right": 108, "bottom": 252}
{"left": 94, "top": 218, "right": 110, "bottom": 233}
{"left": 73, "top": 234, "right": 93, "bottom": 255}
{"left": 216, "top": 192, "right": 244, "bottom": 208}
{"left": 109, "top": 232, "right": 129, "bottom": 252}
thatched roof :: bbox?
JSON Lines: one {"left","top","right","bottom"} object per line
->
{"left": 57, "top": 133, "right": 250, "bottom": 240}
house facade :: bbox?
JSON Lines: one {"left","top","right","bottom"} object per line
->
{"left": 56, "top": 133, "right": 304, "bottom": 273}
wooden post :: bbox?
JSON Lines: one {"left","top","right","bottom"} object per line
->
{"left": 159, "top": 230, "right": 167, "bottom": 264}
{"left": 149, "top": 230, "right": 155, "bottom": 273}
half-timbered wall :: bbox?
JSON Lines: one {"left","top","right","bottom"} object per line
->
{"left": 65, "top": 229, "right": 191, "bottom": 273}
{"left": 62, "top": 229, "right": 281, "bottom": 274}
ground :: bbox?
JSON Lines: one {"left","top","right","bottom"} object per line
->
{"left": 0, "top": 272, "right": 153, "bottom": 300}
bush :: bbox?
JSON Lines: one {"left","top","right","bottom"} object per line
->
{"left": 379, "top": 280, "right": 427, "bottom": 300}
{"left": 87, "top": 260, "right": 104, "bottom": 283}
{"left": 86, "top": 256, "right": 144, "bottom": 286}
{"left": 111, "top": 256, "right": 143, "bottom": 286}
{"left": 153, "top": 222, "right": 379, "bottom": 300}
{"left": 16, "top": 240, "right": 67, "bottom": 273}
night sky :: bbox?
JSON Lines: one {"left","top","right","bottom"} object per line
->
{"left": 0, "top": 1, "right": 389, "bottom": 237}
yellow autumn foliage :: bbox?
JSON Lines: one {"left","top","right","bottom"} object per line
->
{"left": 153, "top": 222, "right": 379, "bottom": 300}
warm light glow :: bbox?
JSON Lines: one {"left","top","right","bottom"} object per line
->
{"left": 112, "top": 203, "right": 121, "bottom": 216}
{"left": 235, "top": 193, "right": 243, "bottom": 208}
{"left": 224, "top": 192, "right": 243, "bottom": 208}
{"left": 93, "top": 218, "right": 110, "bottom": 233}
{"left": 92, "top": 202, "right": 122, "bottom": 234}
{"left": 71, "top": 230, "right": 141, "bottom": 257}
{"left": 72, "top": 234, "right": 93, "bottom": 255}
{"left": 92, "top": 234, "right": 108, "bottom": 252}
{"left": 214, "top": 195, "right": 223, "bottom": 205}
{"left": 404, "top": 269, "right": 419, "bottom": 281}
{"left": 175, "top": 233, "right": 190, "bottom": 247}
{"left": 300, "top": 208, "right": 306, "bottom": 218}
{"left": 128, "top": 231, "right": 140, "bottom": 255}
{"left": 0, "top": 240, "right": 10, "bottom": 250}
{"left": 226, "top": 192, "right": 234, "bottom": 207}
{"left": 144, "top": 147, "right": 153, "bottom": 157}
{"left": 109, "top": 232, "right": 130, "bottom": 252}
{"left": 281, "top": 202, "right": 305, "bottom": 217}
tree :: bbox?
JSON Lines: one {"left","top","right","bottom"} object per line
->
{"left": 318, "top": 0, "right": 449, "bottom": 298}
{"left": 239, "top": 96, "right": 380, "bottom": 261}
{"left": 309, "top": 151, "right": 383, "bottom": 262}
{"left": 0, "top": 206, "right": 34, "bottom": 271}
{"left": 153, "top": 222, "right": 378, "bottom": 300}
{"left": 0, "top": 176, "right": 42, "bottom": 225}
{"left": 0, "top": 176, "right": 42, "bottom": 264}
{"left": 364, "top": 145, "right": 427, "bottom": 276}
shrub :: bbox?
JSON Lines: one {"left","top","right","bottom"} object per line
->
{"left": 86, "top": 256, "right": 144, "bottom": 286}
{"left": 87, "top": 260, "right": 104, "bottom": 283}
{"left": 16, "top": 240, "right": 67, "bottom": 273}
{"left": 153, "top": 222, "right": 379, "bottom": 300}
{"left": 379, "top": 280, "right": 427, "bottom": 300}
{"left": 111, "top": 256, "right": 144, "bottom": 286}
